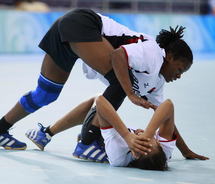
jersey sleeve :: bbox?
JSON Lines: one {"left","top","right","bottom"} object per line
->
{"left": 155, "top": 131, "right": 177, "bottom": 161}
{"left": 122, "top": 40, "right": 162, "bottom": 74}
{"left": 82, "top": 60, "right": 109, "bottom": 86}
{"left": 101, "top": 128, "right": 135, "bottom": 167}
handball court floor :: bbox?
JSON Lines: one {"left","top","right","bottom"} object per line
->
{"left": 0, "top": 54, "right": 215, "bottom": 184}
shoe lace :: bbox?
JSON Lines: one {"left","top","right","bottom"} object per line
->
{"left": 38, "top": 123, "right": 46, "bottom": 132}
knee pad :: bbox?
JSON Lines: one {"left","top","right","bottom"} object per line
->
{"left": 81, "top": 107, "right": 97, "bottom": 136}
{"left": 81, "top": 107, "right": 103, "bottom": 145}
{"left": 102, "top": 83, "right": 126, "bottom": 110}
{"left": 19, "top": 74, "right": 64, "bottom": 113}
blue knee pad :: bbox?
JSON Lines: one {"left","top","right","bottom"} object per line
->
{"left": 19, "top": 74, "right": 64, "bottom": 113}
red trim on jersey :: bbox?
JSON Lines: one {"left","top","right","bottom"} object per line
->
{"left": 100, "top": 126, "right": 113, "bottom": 130}
{"left": 147, "top": 87, "right": 156, "bottom": 94}
{"left": 120, "top": 46, "right": 130, "bottom": 69}
{"left": 159, "top": 133, "right": 178, "bottom": 142}
{"left": 126, "top": 35, "right": 145, "bottom": 44}
{"left": 126, "top": 37, "right": 139, "bottom": 44}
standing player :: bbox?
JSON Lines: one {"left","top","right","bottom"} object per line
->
{"left": 0, "top": 9, "right": 192, "bottom": 151}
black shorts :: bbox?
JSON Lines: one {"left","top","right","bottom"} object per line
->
{"left": 39, "top": 9, "right": 103, "bottom": 72}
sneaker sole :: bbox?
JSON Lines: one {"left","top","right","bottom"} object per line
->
{"left": 4, "top": 146, "right": 27, "bottom": 150}
{"left": 73, "top": 153, "right": 108, "bottom": 163}
{"left": 26, "top": 135, "right": 44, "bottom": 151}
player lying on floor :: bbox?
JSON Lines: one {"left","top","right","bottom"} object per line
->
{"left": 94, "top": 96, "right": 178, "bottom": 170}
{"left": 26, "top": 97, "right": 209, "bottom": 168}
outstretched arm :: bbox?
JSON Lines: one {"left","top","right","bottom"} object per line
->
{"left": 96, "top": 95, "right": 152, "bottom": 155}
{"left": 144, "top": 99, "right": 209, "bottom": 160}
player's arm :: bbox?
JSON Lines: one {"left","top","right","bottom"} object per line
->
{"left": 96, "top": 95, "right": 151, "bottom": 155}
{"left": 142, "top": 99, "right": 174, "bottom": 139}
{"left": 111, "top": 47, "right": 154, "bottom": 109}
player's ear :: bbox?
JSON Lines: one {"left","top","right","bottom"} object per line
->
{"left": 164, "top": 53, "right": 173, "bottom": 63}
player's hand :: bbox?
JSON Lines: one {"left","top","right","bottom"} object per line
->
{"left": 182, "top": 149, "right": 209, "bottom": 160}
{"left": 124, "top": 132, "right": 152, "bottom": 157}
{"left": 128, "top": 93, "right": 157, "bottom": 110}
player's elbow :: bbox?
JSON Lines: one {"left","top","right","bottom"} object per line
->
{"left": 165, "top": 99, "right": 174, "bottom": 112}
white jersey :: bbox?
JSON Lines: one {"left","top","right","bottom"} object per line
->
{"left": 82, "top": 39, "right": 165, "bottom": 106}
{"left": 101, "top": 128, "right": 176, "bottom": 167}
{"left": 122, "top": 40, "right": 166, "bottom": 106}
{"left": 82, "top": 13, "right": 166, "bottom": 106}
{"left": 98, "top": 13, "right": 154, "bottom": 41}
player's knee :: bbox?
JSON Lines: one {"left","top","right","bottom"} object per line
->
{"left": 19, "top": 74, "right": 64, "bottom": 113}
{"left": 95, "top": 95, "right": 104, "bottom": 107}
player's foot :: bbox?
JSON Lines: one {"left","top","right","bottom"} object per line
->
{"left": 73, "top": 140, "right": 108, "bottom": 163}
{"left": 0, "top": 132, "right": 27, "bottom": 150}
{"left": 25, "top": 123, "right": 51, "bottom": 151}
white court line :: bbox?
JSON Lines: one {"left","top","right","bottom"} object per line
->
{"left": 78, "top": 172, "right": 105, "bottom": 177}
{"left": 176, "top": 182, "right": 196, "bottom": 184}
{"left": 127, "top": 176, "right": 153, "bottom": 182}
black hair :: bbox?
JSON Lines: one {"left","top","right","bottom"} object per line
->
{"left": 156, "top": 26, "right": 193, "bottom": 65}
{"left": 128, "top": 145, "right": 168, "bottom": 171}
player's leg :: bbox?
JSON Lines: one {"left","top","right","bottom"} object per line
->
{"left": 0, "top": 13, "right": 80, "bottom": 150}
{"left": 26, "top": 97, "right": 95, "bottom": 150}
{"left": 49, "top": 98, "right": 95, "bottom": 135}
{"left": 79, "top": 107, "right": 106, "bottom": 146}
{"left": 80, "top": 77, "right": 126, "bottom": 145}
{"left": 58, "top": 9, "right": 120, "bottom": 145}
{"left": 73, "top": 70, "right": 127, "bottom": 163}
{"left": 79, "top": 68, "right": 129, "bottom": 147}
{"left": 0, "top": 54, "right": 70, "bottom": 150}
{"left": 4, "top": 54, "right": 69, "bottom": 125}
{"left": 72, "top": 86, "right": 125, "bottom": 162}
{"left": 59, "top": 9, "right": 114, "bottom": 75}
{"left": 69, "top": 37, "right": 113, "bottom": 75}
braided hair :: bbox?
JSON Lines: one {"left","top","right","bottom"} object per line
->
{"left": 156, "top": 26, "right": 193, "bottom": 64}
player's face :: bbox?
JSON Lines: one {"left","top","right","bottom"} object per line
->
{"left": 137, "top": 138, "right": 160, "bottom": 158}
{"left": 149, "top": 138, "right": 161, "bottom": 153}
{"left": 160, "top": 56, "right": 192, "bottom": 83}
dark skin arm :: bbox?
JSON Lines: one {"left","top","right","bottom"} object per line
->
{"left": 151, "top": 102, "right": 209, "bottom": 160}
{"left": 111, "top": 47, "right": 156, "bottom": 110}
